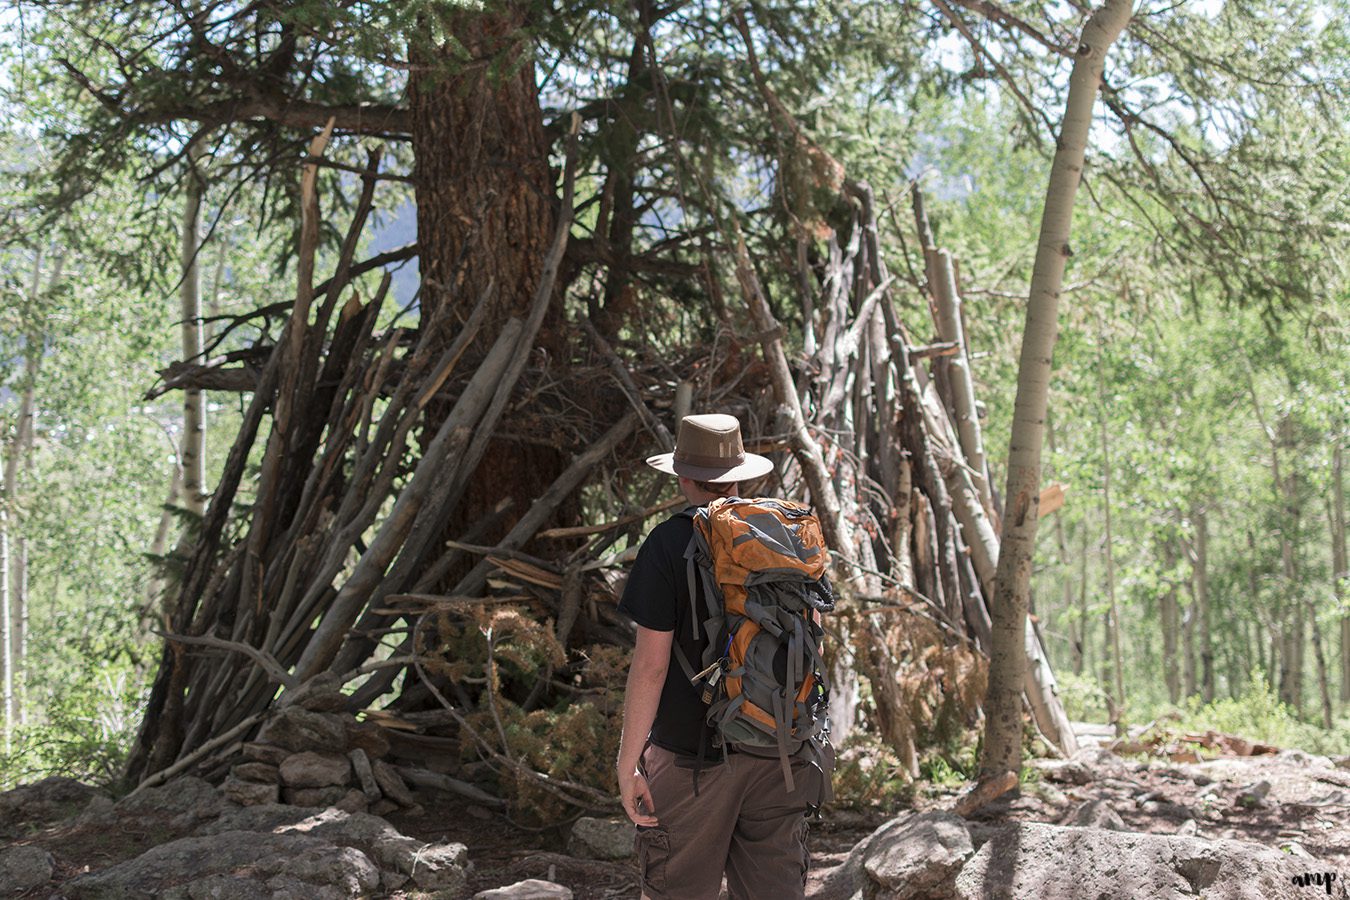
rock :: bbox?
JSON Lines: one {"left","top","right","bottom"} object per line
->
{"left": 284, "top": 786, "right": 350, "bottom": 807}
{"left": 223, "top": 776, "right": 280, "bottom": 807}
{"left": 346, "top": 721, "right": 392, "bottom": 759}
{"left": 1236, "top": 780, "right": 1272, "bottom": 809}
{"left": 62, "top": 830, "right": 380, "bottom": 899}
{"left": 1333, "top": 755, "right": 1350, "bottom": 770}
{"left": 1191, "top": 772, "right": 1213, "bottom": 786}
{"left": 1176, "top": 819, "right": 1198, "bottom": 836}
{"left": 953, "top": 822, "right": 1309, "bottom": 899}
{"left": 474, "top": 879, "right": 574, "bottom": 899}
{"left": 277, "top": 807, "right": 468, "bottom": 891}
{"left": 409, "top": 842, "right": 471, "bottom": 892}
{"left": 1276, "top": 749, "right": 1330, "bottom": 768}
{"left": 197, "top": 803, "right": 317, "bottom": 835}
{"left": 349, "top": 748, "right": 381, "bottom": 801}
{"left": 1034, "top": 759, "right": 1093, "bottom": 786}
{"left": 336, "top": 789, "right": 369, "bottom": 814}
{"left": 0, "top": 844, "right": 54, "bottom": 893}
{"left": 567, "top": 816, "right": 635, "bottom": 860}
{"left": 258, "top": 705, "right": 348, "bottom": 753}
{"left": 242, "top": 741, "right": 292, "bottom": 766}
{"left": 278, "top": 673, "right": 342, "bottom": 708}
{"left": 372, "top": 759, "right": 417, "bottom": 807}
{"left": 815, "top": 814, "right": 914, "bottom": 900}
{"left": 1032, "top": 781, "right": 1068, "bottom": 807}
{"left": 0, "top": 776, "right": 105, "bottom": 837}
{"left": 280, "top": 751, "right": 353, "bottom": 788}
{"left": 1065, "top": 799, "right": 1129, "bottom": 832}
{"left": 371, "top": 798, "right": 400, "bottom": 817}
{"left": 862, "top": 811, "right": 973, "bottom": 900}
{"left": 230, "top": 761, "right": 280, "bottom": 783}
{"left": 113, "top": 777, "right": 225, "bottom": 830}
{"left": 75, "top": 794, "right": 117, "bottom": 827}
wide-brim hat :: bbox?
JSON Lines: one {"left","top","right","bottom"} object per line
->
{"left": 646, "top": 413, "right": 774, "bottom": 483}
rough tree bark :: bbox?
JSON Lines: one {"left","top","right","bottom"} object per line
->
{"left": 980, "top": 0, "right": 1135, "bottom": 779}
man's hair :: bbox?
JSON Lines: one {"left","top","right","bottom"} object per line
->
{"left": 695, "top": 479, "right": 739, "bottom": 496}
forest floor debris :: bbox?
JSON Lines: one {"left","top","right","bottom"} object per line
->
{"left": 4, "top": 722, "right": 1350, "bottom": 897}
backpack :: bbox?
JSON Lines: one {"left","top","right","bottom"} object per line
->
{"left": 673, "top": 497, "right": 835, "bottom": 802}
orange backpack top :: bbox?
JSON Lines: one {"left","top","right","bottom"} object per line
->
{"left": 674, "top": 497, "right": 834, "bottom": 800}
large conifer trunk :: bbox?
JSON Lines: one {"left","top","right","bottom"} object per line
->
{"left": 407, "top": 7, "right": 572, "bottom": 582}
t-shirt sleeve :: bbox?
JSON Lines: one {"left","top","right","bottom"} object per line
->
{"left": 617, "top": 527, "right": 679, "bottom": 632}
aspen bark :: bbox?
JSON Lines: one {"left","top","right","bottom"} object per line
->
{"left": 932, "top": 249, "right": 993, "bottom": 514}
{"left": 1096, "top": 345, "right": 1124, "bottom": 707}
{"left": 1332, "top": 443, "right": 1347, "bottom": 703}
{"left": 980, "top": 0, "right": 1135, "bottom": 778}
{"left": 1191, "top": 506, "right": 1213, "bottom": 703}
{"left": 1160, "top": 539, "right": 1181, "bottom": 704}
{"left": 180, "top": 149, "right": 207, "bottom": 518}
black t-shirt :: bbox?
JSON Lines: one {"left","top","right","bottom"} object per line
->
{"left": 617, "top": 508, "right": 718, "bottom": 759}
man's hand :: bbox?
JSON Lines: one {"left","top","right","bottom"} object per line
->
{"left": 619, "top": 766, "right": 659, "bottom": 827}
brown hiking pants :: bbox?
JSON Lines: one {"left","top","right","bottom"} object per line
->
{"left": 635, "top": 743, "right": 821, "bottom": 900}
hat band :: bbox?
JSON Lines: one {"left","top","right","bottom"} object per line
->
{"left": 675, "top": 450, "right": 745, "bottom": 469}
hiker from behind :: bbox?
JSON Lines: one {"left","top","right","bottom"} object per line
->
{"left": 616, "top": 413, "right": 834, "bottom": 900}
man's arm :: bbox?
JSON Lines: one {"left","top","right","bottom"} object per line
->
{"left": 617, "top": 625, "right": 672, "bottom": 827}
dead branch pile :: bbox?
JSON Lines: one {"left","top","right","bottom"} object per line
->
{"left": 126, "top": 136, "right": 1076, "bottom": 818}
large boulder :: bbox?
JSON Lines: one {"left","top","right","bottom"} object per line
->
{"left": 280, "top": 751, "right": 353, "bottom": 789}
{"left": 0, "top": 776, "right": 106, "bottom": 838}
{"left": 258, "top": 705, "right": 348, "bottom": 753}
{"left": 61, "top": 830, "right": 380, "bottom": 899}
{"left": 0, "top": 844, "right": 54, "bottom": 894}
{"left": 953, "top": 822, "right": 1311, "bottom": 899}
{"left": 566, "top": 817, "right": 635, "bottom": 860}
{"left": 862, "top": 811, "right": 974, "bottom": 900}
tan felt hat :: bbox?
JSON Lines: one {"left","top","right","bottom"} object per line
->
{"left": 646, "top": 413, "right": 774, "bottom": 483}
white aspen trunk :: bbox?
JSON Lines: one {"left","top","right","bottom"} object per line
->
{"left": 1192, "top": 505, "right": 1213, "bottom": 703}
{"left": 1331, "top": 443, "right": 1346, "bottom": 704}
{"left": 980, "top": 0, "right": 1135, "bottom": 778}
{"left": 932, "top": 249, "right": 993, "bottom": 513}
{"left": 142, "top": 466, "right": 184, "bottom": 627}
{"left": 2, "top": 249, "right": 44, "bottom": 749}
{"left": 1161, "top": 539, "right": 1181, "bottom": 703}
{"left": 1047, "top": 416, "right": 1077, "bottom": 673}
{"left": 180, "top": 150, "right": 207, "bottom": 518}
{"left": 1096, "top": 341, "right": 1124, "bottom": 707}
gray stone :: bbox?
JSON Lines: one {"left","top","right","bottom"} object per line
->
{"left": 953, "top": 822, "right": 1310, "bottom": 899}
{"left": 0, "top": 776, "right": 105, "bottom": 837}
{"left": 346, "top": 721, "right": 391, "bottom": 759}
{"left": 62, "top": 830, "right": 380, "bottom": 899}
{"left": 284, "top": 786, "right": 349, "bottom": 807}
{"left": 349, "top": 747, "right": 381, "bottom": 801}
{"left": 1235, "top": 780, "right": 1272, "bottom": 809}
{"left": 862, "top": 811, "right": 973, "bottom": 900}
{"left": 815, "top": 814, "right": 913, "bottom": 900}
{"left": 1033, "top": 759, "right": 1093, "bottom": 786}
{"left": 222, "top": 775, "right": 279, "bottom": 807}
{"left": 1066, "top": 799, "right": 1129, "bottom": 831}
{"left": 197, "top": 803, "right": 316, "bottom": 835}
{"left": 474, "top": 879, "right": 574, "bottom": 900}
{"left": 280, "top": 751, "right": 352, "bottom": 788}
{"left": 278, "top": 672, "right": 342, "bottom": 708}
{"left": 230, "top": 760, "right": 279, "bottom": 783}
{"left": 74, "top": 794, "right": 117, "bottom": 827}
{"left": 277, "top": 807, "right": 468, "bottom": 888}
{"left": 371, "top": 798, "right": 400, "bottom": 817}
{"left": 372, "top": 759, "right": 417, "bottom": 807}
{"left": 409, "top": 842, "right": 472, "bottom": 892}
{"left": 1176, "top": 819, "right": 1199, "bottom": 836}
{"left": 336, "top": 788, "right": 369, "bottom": 814}
{"left": 258, "top": 705, "right": 348, "bottom": 753}
{"left": 566, "top": 816, "right": 635, "bottom": 860}
{"left": 114, "top": 777, "right": 222, "bottom": 820}
{"left": 0, "top": 844, "right": 54, "bottom": 893}
{"left": 241, "top": 741, "right": 292, "bottom": 766}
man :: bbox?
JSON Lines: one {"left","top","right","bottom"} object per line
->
{"left": 616, "top": 413, "right": 825, "bottom": 900}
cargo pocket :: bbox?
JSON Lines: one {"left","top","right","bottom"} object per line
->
{"left": 636, "top": 825, "right": 671, "bottom": 897}
{"left": 796, "top": 817, "right": 810, "bottom": 889}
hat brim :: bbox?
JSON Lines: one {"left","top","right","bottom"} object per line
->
{"left": 645, "top": 452, "right": 775, "bottom": 483}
